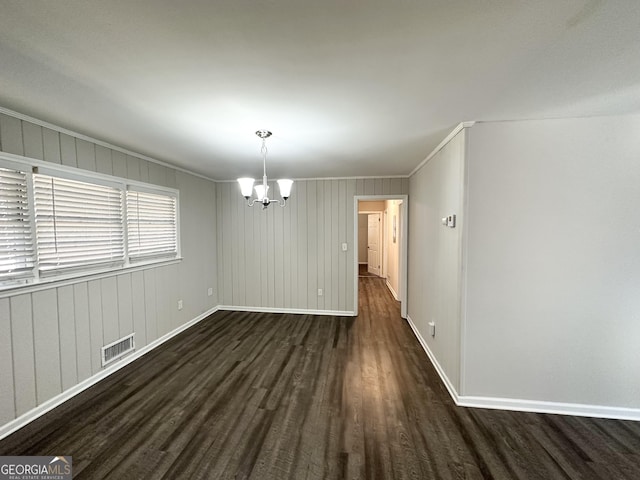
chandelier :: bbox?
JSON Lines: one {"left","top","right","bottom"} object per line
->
{"left": 237, "top": 130, "right": 293, "bottom": 209}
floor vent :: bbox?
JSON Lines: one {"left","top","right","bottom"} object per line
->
{"left": 101, "top": 333, "right": 135, "bottom": 367}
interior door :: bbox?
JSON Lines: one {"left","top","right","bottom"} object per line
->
{"left": 367, "top": 213, "right": 381, "bottom": 276}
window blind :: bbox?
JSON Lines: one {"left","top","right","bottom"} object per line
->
{"left": 0, "top": 166, "right": 35, "bottom": 281}
{"left": 33, "top": 174, "right": 125, "bottom": 274}
{"left": 126, "top": 189, "right": 177, "bottom": 260}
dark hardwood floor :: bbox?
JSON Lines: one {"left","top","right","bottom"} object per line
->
{"left": 358, "top": 264, "right": 377, "bottom": 277}
{"left": 1, "top": 277, "right": 640, "bottom": 479}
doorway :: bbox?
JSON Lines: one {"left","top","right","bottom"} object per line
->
{"left": 358, "top": 212, "right": 383, "bottom": 277}
{"left": 354, "top": 195, "right": 408, "bottom": 318}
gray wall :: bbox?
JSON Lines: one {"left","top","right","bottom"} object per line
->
{"left": 0, "top": 113, "right": 217, "bottom": 426}
{"left": 407, "top": 116, "right": 640, "bottom": 412}
{"left": 463, "top": 116, "right": 640, "bottom": 408}
{"left": 408, "top": 129, "right": 466, "bottom": 391}
{"left": 0, "top": 109, "right": 408, "bottom": 432}
{"left": 216, "top": 178, "right": 408, "bottom": 312}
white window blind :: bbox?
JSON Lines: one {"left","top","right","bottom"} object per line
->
{"left": 126, "top": 189, "right": 177, "bottom": 261}
{"left": 0, "top": 166, "right": 35, "bottom": 281}
{"left": 33, "top": 174, "right": 125, "bottom": 274}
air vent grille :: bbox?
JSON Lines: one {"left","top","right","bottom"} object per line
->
{"left": 101, "top": 333, "right": 135, "bottom": 367}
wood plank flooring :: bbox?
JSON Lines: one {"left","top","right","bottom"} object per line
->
{"left": 1, "top": 277, "right": 640, "bottom": 479}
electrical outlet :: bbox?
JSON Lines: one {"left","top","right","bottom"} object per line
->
{"left": 318, "top": 289, "right": 323, "bottom": 296}
{"left": 207, "top": 287, "right": 213, "bottom": 296}
{"left": 341, "top": 243, "right": 348, "bottom": 251}
{"left": 177, "top": 299, "right": 183, "bottom": 310}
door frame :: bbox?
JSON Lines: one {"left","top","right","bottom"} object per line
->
{"left": 354, "top": 194, "right": 408, "bottom": 318}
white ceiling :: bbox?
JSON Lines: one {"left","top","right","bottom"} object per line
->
{"left": 1, "top": 1, "right": 639, "bottom": 180}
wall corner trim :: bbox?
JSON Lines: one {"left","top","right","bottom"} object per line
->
{"left": 405, "top": 315, "right": 461, "bottom": 404}
{"left": 0, "top": 305, "right": 220, "bottom": 442}
{"left": 409, "top": 121, "right": 475, "bottom": 177}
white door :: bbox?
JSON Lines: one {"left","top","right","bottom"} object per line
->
{"left": 367, "top": 213, "right": 381, "bottom": 276}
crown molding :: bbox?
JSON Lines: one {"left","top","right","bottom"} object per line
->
{"left": 409, "top": 121, "right": 475, "bottom": 177}
{"left": 0, "top": 106, "right": 218, "bottom": 182}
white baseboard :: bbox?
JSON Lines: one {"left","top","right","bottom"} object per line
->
{"left": 458, "top": 396, "right": 640, "bottom": 421}
{"left": 385, "top": 280, "right": 399, "bottom": 301}
{"left": 0, "top": 305, "right": 220, "bottom": 441}
{"left": 6, "top": 306, "right": 637, "bottom": 442}
{"left": 405, "top": 315, "right": 460, "bottom": 403}
{"left": 405, "top": 316, "right": 640, "bottom": 422}
{"left": 218, "top": 305, "right": 355, "bottom": 317}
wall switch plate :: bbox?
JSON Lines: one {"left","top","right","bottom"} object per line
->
{"left": 341, "top": 243, "right": 348, "bottom": 251}
{"left": 447, "top": 214, "right": 456, "bottom": 228}
{"left": 177, "top": 299, "right": 183, "bottom": 310}
{"left": 207, "top": 287, "right": 213, "bottom": 296}
{"left": 318, "top": 289, "right": 323, "bottom": 296}
{"left": 428, "top": 321, "right": 435, "bottom": 337}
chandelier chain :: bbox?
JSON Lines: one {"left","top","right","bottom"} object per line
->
{"left": 261, "top": 139, "right": 268, "bottom": 177}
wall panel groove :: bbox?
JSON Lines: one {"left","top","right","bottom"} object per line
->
{"left": 217, "top": 177, "right": 407, "bottom": 312}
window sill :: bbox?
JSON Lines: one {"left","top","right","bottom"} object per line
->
{"left": 0, "top": 257, "right": 183, "bottom": 299}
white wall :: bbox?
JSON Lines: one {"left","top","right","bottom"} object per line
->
{"left": 463, "top": 116, "right": 640, "bottom": 409}
{"left": 216, "top": 178, "right": 408, "bottom": 313}
{"left": 0, "top": 112, "right": 217, "bottom": 427}
{"left": 385, "top": 200, "right": 401, "bottom": 298}
{"left": 358, "top": 215, "right": 368, "bottom": 263}
{"left": 408, "top": 129, "right": 466, "bottom": 391}
{"left": 358, "top": 200, "right": 385, "bottom": 212}
{"left": 358, "top": 201, "right": 386, "bottom": 265}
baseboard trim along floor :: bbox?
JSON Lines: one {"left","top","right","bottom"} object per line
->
{"left": 405, "top": 315, "right": 640, "bottom": 422}
{"left": 5, "top": 305, "right": 638, "bottom": 444}
{"left": 0, "top": 304, "right": 357, "bottom": 441}
{"left": 217, "top": 305, "right": 355, "bottom": 317}
{"left": 0, "top": 306, "right": 220, "bottom": 442}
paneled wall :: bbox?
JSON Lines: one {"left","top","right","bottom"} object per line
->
{"left": 216, "top": 178, "right": 408, "bottom": 313}
{"left": 0, "top": 112, "right": 217, "bottom": 426}
{"left": 408, "top": 128, "right": 466, "bottom": 392}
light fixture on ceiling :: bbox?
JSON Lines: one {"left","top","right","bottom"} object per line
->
{"left": 237, "top": 130, "right": 293, "bottom": 209}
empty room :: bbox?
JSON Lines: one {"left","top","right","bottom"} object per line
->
{"left": 1, "top": 1, "right": 639, "bottom": 479}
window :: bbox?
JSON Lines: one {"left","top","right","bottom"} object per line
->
{"left": 126, "top": 188, "right": 177, "bottom": 261}
{"left": 0, "top": 156, "right": 180, "bottom": 291}
{"left": 33, "top": 173, "right": 125, "bottom": 275}
{"left": 0, "top": 166, "right": 35, "bottom": 283}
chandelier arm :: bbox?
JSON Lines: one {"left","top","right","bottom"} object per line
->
{"left": 246, "top": 198, "right": 286, "bottom": 208}
{"left": 262, "top": 198, "right": 286, "bottom": 208}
